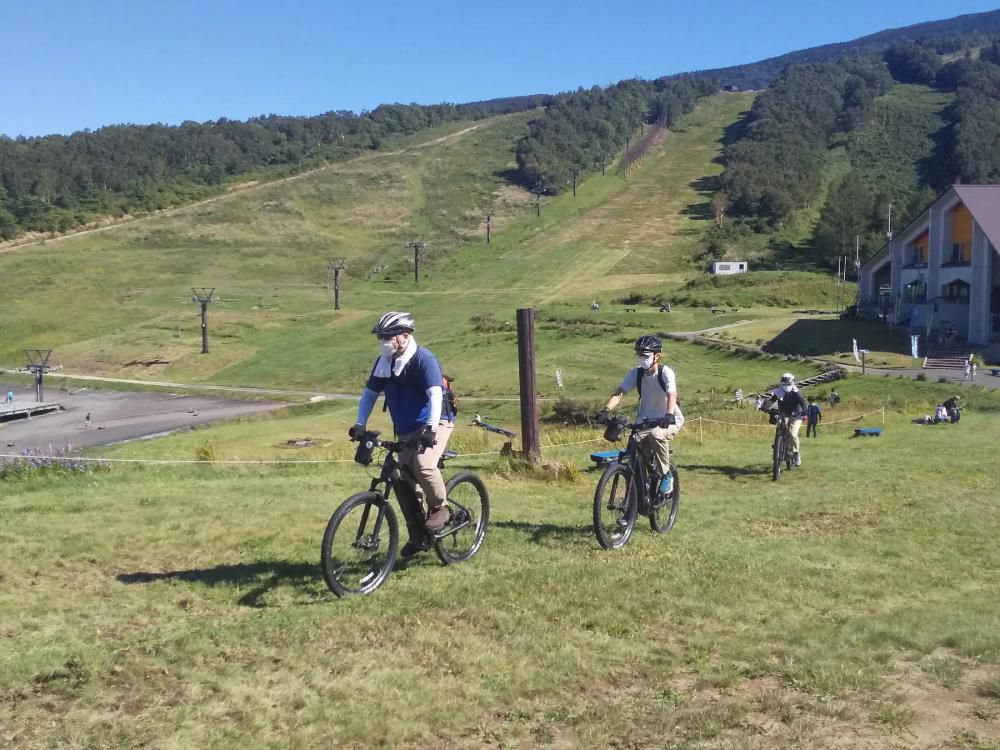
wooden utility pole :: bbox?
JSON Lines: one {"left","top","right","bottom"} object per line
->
{"left": 483, "top": 211, "right": 493, "bottom": 243}
{"left": 571, "top": 170, "right": 578, "bottom": 197}
{"left": 601, "top": 155, "right": 607, "bottom": 176}
{"left": 533, "top": 185, "right": 543, "bottom": 217}
{"left": 327, "top": 257, "right": 346, "bottom": 310}
{"left": 516, "top": 308, "right": 540, "bottom": 460}
{"left": 191, "top": 288, "right": 215, "bottom": 354}
{"left": 407, "top": 240, "right": 426, "bottom": 284}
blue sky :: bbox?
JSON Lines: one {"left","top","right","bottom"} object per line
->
{"left": 3, "top": 0, "right": 999, "bottom": 137}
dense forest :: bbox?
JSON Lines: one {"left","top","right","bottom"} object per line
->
{"left": 0, "top": 98, "right": 546, "bottom": 240}
{"left": 513, "top": 76, "right": 718, "bottom": 192}
{"left": 714, "top": 35, "right": 1000, "bottom": 269}
{"left": 680, "top": 9, "right": 1000, "bottom": 90}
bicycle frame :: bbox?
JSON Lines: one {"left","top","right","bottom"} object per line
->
{"left": 614, "top": 423, "right": 666, "bottom": 513}
{"left": 357, "top": 437, "right": 472, "bottom": 543}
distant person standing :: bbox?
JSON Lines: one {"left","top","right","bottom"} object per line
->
{"left": 806, "top": 397, "right": 822, "bottom": 438}
{"left": 829, "top": 388, "right": 840, "bottom": 408}
{"left": 734, "top": 388, "right": 744, "bottom": 408}
{"left": 4, "top": 390, "right": 13, "bottom": 405}
{"left": 84, "top": 412, "right": 92, "bottom": 429}
{"left": 964, "top": 361, "right": 971, "bottom": 380}
{"left": 971, "top": 361, "right": 978, "bottom": 381}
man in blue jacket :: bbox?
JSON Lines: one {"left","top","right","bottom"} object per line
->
{"left": 350, "top": 312, "right": 455, "bottom": 553}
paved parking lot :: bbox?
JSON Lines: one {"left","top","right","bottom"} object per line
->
{"left": 0, "top": 383, "right": 285, "bottom": 455}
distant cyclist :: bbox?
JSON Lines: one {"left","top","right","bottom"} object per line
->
{"left": 597, "top": 334, "right": 684, "bottom": 498}
{"left": 349, "top": 311, "right": 455, "bottom": 555}
{"left": 761, "top": 372, "right": 808, "bottom": 466}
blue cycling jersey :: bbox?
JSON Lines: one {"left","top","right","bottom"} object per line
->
{"left": 366, "top": 347, "right": 454, "bottom": 435}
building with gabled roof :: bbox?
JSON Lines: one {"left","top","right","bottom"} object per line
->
{"left": 858, "top": 185, "right": 1000, "bottom": 346}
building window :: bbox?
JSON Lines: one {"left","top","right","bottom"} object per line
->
{"left": 904, "top": 279, "right": 927, "bottom": 303}
{"left": 941, "top": 279, "right": 971, "bottom": 304}
{"left": 949, "top": 243, "right": 971, "bottom": 263}
{"left": 717, "top": 263, "right": 730, "bottom": 270}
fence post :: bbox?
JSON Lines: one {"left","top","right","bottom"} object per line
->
{"left": 516, "top": 308, "right": 540, "bottom": 461}
{"left": 882, "top": 406, "right": 885, "bottom": 425}
{"left": 698, "top": 416, "right": 704, "bottom": 445}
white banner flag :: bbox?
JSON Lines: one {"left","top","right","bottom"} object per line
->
{"left": 911, "top": 335, "right": 919, "bottom": 359}
{"left": 852, "top": 338, "right": 861, "bottom": 364}
{"left": 555, "top": 367, "right": 563, "bottom": 389}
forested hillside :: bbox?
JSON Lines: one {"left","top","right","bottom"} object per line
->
{"left": 680, "top": 8, "right": 1000, "bottom": 89}
{"left": 713, "top": 36, "right": 1000, "bottom": 270}
{"left": 0, "top": 99, "right": 545, "bottom": 241}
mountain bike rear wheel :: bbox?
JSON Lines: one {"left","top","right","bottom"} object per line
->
{"left": 321, "top": 492, "right": 398, "bottom": 597}
{"left": 435, "top": 471, "right": 490, "bottom": 565}
{"left": 593, "top": 463, "right": 636, "bottom": 549}
{"left": 649, "top": 465, "right": 680, "bottom": 533}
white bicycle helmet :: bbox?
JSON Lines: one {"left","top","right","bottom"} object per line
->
{"left": 372, "top": 311, "right": 415, "bottom": 336}
{"left": 780, "top": 372, "right": 795, "bottom": 385}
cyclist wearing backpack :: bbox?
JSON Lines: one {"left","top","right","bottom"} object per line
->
{"left": 760, "top": 372, "right": 808, "bottom": 466}
{"left": 597, "top": 334, "right": 684, "bottom": 497}
{"left": 349, "top": 312, "right": 456, "bottom": 553}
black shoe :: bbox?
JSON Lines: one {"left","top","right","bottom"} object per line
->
{"left": 400, "top": 538, "right": 433, "bottom": 558}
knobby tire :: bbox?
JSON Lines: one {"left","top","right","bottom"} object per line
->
{"left": 435, "top": 471, "right": 490, "bottom": 565}
{"left": 321, "top": 492, "right": 399, "bottom": 597}
{"left": 593, "top": 463, "right": 636, "bottom": 549}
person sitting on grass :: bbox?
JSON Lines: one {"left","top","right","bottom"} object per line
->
{"left": 934, "top": 404, "right": 949, "bottom": 424}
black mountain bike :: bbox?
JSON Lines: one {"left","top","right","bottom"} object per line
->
{"left": 320, "top": 431, "right": 490, "bottom": 597}
{"left": 593, "top": 417, "right": 680, "bottom": 549}
{"left": 771, "top": 415, "right": 796, "bottom": 482}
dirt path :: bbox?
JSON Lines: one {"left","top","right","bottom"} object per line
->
{"left": 0, "top": 124, "right": 486, "bottom": 254}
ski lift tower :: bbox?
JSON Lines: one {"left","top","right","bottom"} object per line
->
{"left": 327, "top": 258, "right": 346, "bottom": 310}
{"left": 24, "top": 349, "right": 56, "bottom": 402}
{"left": 191, "top": 288, "right": 216, "bottom": 354}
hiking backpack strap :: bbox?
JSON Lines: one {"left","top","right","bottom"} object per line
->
{"left": 636, "top": 365, "right": 668, "bottom": 399}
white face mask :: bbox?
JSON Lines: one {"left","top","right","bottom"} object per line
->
{"left": 637, "top": 353, "right": 655, "bottom": 370}
{"left": 380, "top": 339, "right": 396, "bottom": 357}
{"left": 782, "top": 384, "right": 794, "bottom": 394}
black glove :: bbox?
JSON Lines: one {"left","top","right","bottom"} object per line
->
{"left": 348, "top": 423, "right": 366, "bottom": 440}
{"left": 416, "top": 425, "right": 437, "bottom": 449}
{"left": 596, "top": 408, "right": 611, "bottom": 425}
{"left": 659, "top": 414, "right": 677, "bottom": 428}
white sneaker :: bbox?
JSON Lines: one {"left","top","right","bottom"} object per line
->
{"left": 792, "top": 452, "right": 801, "bottom": 467}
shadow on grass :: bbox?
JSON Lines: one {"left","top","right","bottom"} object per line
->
{"left": 765, "top": 319, "right": 911, "bottom": 357}
{"left": 492, "top": 519, "right": 592, "bottom": 545}
{"left": 117, "top": 561, "right": 323, "bottom": 608}
{"left": 684, "top": 463, "right": 770, "bottom": 480}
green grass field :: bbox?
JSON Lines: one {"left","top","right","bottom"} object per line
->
{"left": 3, "top": 397, "right": 1000, "bottom": 749}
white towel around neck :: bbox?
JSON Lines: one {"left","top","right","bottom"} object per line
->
{"left": 372, "top": 336, "right": 417, "bottom": 378}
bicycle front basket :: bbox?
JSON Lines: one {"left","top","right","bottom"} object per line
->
{"left": 354, "top": 430, "right": 381, "bottom": 465}
{"left": 603, "top": 415, "right": 629, "bottom": 442}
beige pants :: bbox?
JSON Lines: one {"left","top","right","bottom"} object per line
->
{"left": 399, "top": 421, "right": 454, "bottom": 510}
{"left": 786, "top": 418, "right": 802, "bottom": 454}
{"left": 634, "top": 424, "right": 680, "bottom": 477}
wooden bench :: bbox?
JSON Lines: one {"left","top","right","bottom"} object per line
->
{"left": 624, "top": 307, "right": 637, "bottom": 313}
{"left": 854, "top": 427, "right": 882, "bottom": 437}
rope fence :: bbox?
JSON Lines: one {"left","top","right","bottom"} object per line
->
{"left": 0, "top": 410, "right": 886, "bottom": 465}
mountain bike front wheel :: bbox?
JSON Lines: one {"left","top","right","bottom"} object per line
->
{"left": 321, "top": 492, "right": 399, "bottom": 597}
{"left": 772, "top": 433, "right": 784, "bottom": 482}
{"left": 593, "top": 463, "right": 636, "bottom": 549}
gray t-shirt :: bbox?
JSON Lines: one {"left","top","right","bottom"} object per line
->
{"left": 619, "top": 365, "right": 685, "bottom": 427}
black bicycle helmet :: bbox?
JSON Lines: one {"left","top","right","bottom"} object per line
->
{"left": 372, "top": 311, "right": 415, "bottom": 336}
{"left": 634, "top": 334, "right": 662, "bottom": 353}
